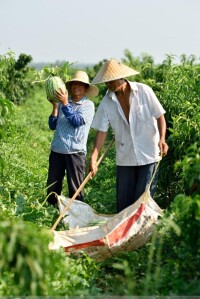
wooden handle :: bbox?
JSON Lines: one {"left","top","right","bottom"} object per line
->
{"left": 51, "top": 136, "right": 115, "bottom": 232}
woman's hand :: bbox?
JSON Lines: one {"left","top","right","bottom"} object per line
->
{"left": 55, "top": 88, "right": 68, "bottom": 105}
{"left": 47, "top": 97, "right": 58, "bottom": 106}
{"left": 47, "top": 98, "right": 59, "bottom": 116}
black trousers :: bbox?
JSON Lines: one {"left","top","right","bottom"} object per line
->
{"left": 116, "top": 163, "right": 158, "bottom": 212}
{"left": 47, "top": 151, "right": 86, "bottom": 205}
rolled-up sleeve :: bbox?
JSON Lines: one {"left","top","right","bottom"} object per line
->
{"left": 91, "top": 100, "right": 110, "bottom": 132}
{"left": 144, "top": 85, "right": 166, "bottom": 119}
{"left": 62, "top": 104, "right": 85, "bottom": 127}
{"left": 48, "top": 115, "right": 58, "bottom": 130}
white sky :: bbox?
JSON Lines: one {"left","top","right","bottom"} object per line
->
{"left": 0, "top": 0, "right": 200, "bottom": 64}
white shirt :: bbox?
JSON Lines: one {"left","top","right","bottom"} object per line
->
{"left": 91, "top": 81, "right": 166, "bottom": 166}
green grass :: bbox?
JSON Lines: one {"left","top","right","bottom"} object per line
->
{"left": 0, "top": 86, "right": 116, "bottom": 226}
{"left": 1, "top": 85, "right": 199, "bottom": 296}
{"left": 0, "top": 87, "right": 61, "bottom": 227}
{"left": 0, "top": 87, "right": 101, "bottom": 296}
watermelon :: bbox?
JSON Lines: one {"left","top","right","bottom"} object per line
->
{"left": 45, "top": 76, "right": 67, "bottom": 102}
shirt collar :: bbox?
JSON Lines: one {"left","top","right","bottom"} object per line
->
{"left": 107, "top": 80, "right": 138, "bottom": 100}
{"left": 69, "top": 96, "right": 87, "bottom": 105}
{"left": 128, "top": 81, "right": 138, "bottom": 92}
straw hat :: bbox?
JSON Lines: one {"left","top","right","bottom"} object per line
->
{"left": 66, "top": 71, "right": 99, "bottom": 98}
{"left": 91, "top": 59, "right": 139, "bottom": 84}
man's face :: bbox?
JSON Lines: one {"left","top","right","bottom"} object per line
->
{"left": 105, "top": 79, "right": 124, "bottom": 92}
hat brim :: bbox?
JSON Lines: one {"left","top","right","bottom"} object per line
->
{"left": 92, "top": 70, "right": 139, "bottom": 84}
{"left": 91, "top": 59, "right": 139, "bottom": 85}
{"left": 66, "top": 80, "right": 99, "bottom": 98}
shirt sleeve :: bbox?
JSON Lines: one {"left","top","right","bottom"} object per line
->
{"left": 144, "top": 85, "right": 166, "bottom": 119}
{"left": 62, "top": 104, "right": 85, "bottom": 128}
{"left": 91, "top": 99, "right": 110, "bottom": 132}
{"left": 80, "top": 100, "right": 95, "bottom": 126}
{"left": 48, "top": 115, "right": 58, "bottom": 130}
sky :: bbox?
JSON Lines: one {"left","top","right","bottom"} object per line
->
{"left": 0, "top": 0, "right": 200, "bottom": 65}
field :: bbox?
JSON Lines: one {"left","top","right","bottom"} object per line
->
{"left": 0, "top": 51, "right": 199, "bottom": 296}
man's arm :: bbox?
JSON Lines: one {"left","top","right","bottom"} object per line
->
{"left": 89, "top": 131, "right": 108, "bottom": 176}
{"left": 157, "top": 114, "right": 169, "bottom": 156}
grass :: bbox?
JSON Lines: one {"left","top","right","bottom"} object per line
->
{"left": 0, "top": 87, "right": 61, "bottom": 227}
{"left": 0, "top": 85, "right": 116, "bottom": 226}
{"left": 1, "top": 85, "right": 199, "bottom": 296}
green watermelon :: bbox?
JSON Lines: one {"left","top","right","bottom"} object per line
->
{"left": 45, "top": 76, "right": 67, "bottom": 102}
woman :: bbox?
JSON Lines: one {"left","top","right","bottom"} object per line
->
{"left": 47, "top": 70, "right": 98, "bottom": 205}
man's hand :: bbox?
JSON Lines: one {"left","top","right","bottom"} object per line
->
{"left": 158, "top": 139, "right": 169, "bottom": 156}
{"left": 88, "top": 131, "right": 108, "bottom": 177}
{"left": 157, "top": 115, "right": 168, "bottom": 157}
{"left": 88, "top": 158, "right": 98, "bottom": 177}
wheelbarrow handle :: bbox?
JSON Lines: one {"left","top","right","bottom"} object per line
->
{"left": 51, "top": 136, "right": 115, "bottom": 232}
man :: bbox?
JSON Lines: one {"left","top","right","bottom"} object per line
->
{"left": 47, "top": 71, "right": 99, "bottom": 205}
{"left": 89, "top": 59, "right": 168, "bottom": 212}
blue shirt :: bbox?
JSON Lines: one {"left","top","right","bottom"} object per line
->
{"left": 49, "top": 97, "right": 95, "bottom": 154}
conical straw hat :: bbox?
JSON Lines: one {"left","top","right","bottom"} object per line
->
{"left": 66, "top": 71, "right": 99, "bottom": 98}
{"left": 92, "top": 59, "right": 139, "bottom": 84}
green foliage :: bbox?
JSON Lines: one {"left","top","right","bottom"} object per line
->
{"left": 85, "top": 146, "right": 116, "bottom": 214}
{"left": 0, "top": 88, "right": 60, "bottom": 228}
{"left": 0, "top": 51, "right": 33, "bottom": 174}
{"left": 0, "top": 218, "right": 52, "bottom": 295}
{"left": 0, "top": 51, "right": 33, "bottom": 104}
{"left": 159, "top": 56, "right": 200, "bottom": 126}
{"left": 85, "top": 52, "right": 200, "bottom": 296}
{"left": 0, "top": 49, "right": 200, "bottom": 296}
{"left": 147, "top": 193, "right": 200, "bottom": 295}
{"left": 32, "top": 61, "right": 72, "bottom": 84}
{"left": 0, "top": 96, "right": 15, "bottom": 136}
{"left": 86, "top": 61, "right": 108, "bottom": 106}
{"left": 175, "top": 143, "right": 200, "bottom": 195}
{"left": 0, "top": 87, "right": 99, "bottom": 296}
{"left": 0, "top": 95, "right": 15, "bottom": 175}
{"left": 0, "top": 96, "right": 15, "bottom": 128}
{"left": 0, "top": 216, "right": 99, "bottom": 296}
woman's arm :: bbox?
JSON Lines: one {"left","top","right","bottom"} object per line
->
{"left": 48, "top": 101, "right": 59, "bottom": 130}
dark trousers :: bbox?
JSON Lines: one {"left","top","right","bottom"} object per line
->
{"left": 47, "top": 151, "right": 86, "bottom": 205}
{"left": 116, "top": 163, "right": 158, "bottom": 212}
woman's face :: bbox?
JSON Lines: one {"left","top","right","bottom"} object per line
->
{"left": 71, "top": 81, "right": 87, "bottom": 99}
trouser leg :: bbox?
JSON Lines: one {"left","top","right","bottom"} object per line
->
{"left": 47, "top": 151, "right": 65, "bottom": 205}
{"left": 134, "top": 162, "right": 159, "bottom": 200}
{"left": 65, "top": 153, "right": 86, "bottom": 201}
{"left": 116, "top": 163, "right": 158, "bottom": 212}
{"left": 116, "top": 166, "right": 137, "bottom": 212}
